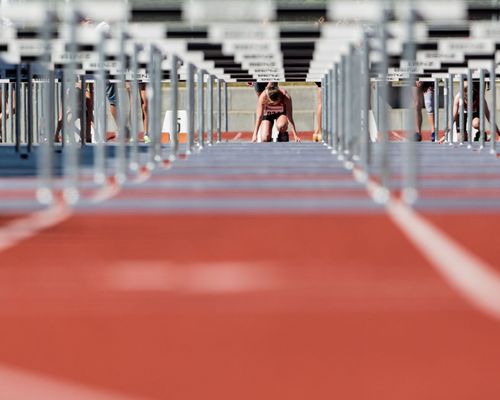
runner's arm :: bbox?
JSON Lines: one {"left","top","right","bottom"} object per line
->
{"left": 252, "top": 95, "right": 265, "bottom": 142}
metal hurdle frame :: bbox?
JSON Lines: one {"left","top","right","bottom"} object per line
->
{"left": 401, "top": 5, "right": 418, "bottom": 205}
{"left": 116, "top": 26, "right": 129, "bottom": 182}
{"left": 36, "top": 9, "right": 57, "bottom": 204}
{"left": 479, "top": 68, "right": 486, "bottom": 148}
{"left": 447, "top": 74, "right": 454, "bottom": 145}
{"left": 466, "top": 68, "right": 473, "bottom": 148}
{"left": 62, "top": 9, "right": 80, "bottom": 204}
{"left": 216, "top": 78, "right": 222, "bottom": 143}
{"left": 434, "top": 77, "right": 440, "bottom": 143}
{"left": 93, "top": 26, "right": 108, "bottom": 184}
{"left": 376, "top": 14, "right": 390, "bottom": 200}
{"left": 128, "top": 43, "right": 141, "bottom": 173}
{"left": 186, "top": 62, "right": 195, "bottom": 154}
{"left": 169, "top": 54, "right": 179, "bottom": 160}
{"left": 490, "top": 61, "right": 497, "bottom": 155}
{"left": 207, "top": 74, "right": 214, "bottom": 146}
{"left": 197, "top": 69, "right": 205, "bottom": 149}
{"left": 359, "top": 33, "right": 371, "bottom": 173}
{"left": 459, "top": 73, "right": 465, "bottom": 145}
{"left": 0, "top": 0, "right": 498, "bottom": 211}
{"left": 321, "top": 75, "right": 326, "bottom": 146}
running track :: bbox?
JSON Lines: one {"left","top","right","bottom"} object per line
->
{"left": 0, "top": 140, "right": 500, "bottom": 399}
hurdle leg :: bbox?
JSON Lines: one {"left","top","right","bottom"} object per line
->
{"left": 62, "top": 11, "right": 80, "bottom": 204}
{"left": 217, "top": 78, "right": 222, "bottom": 143}
{"left": 447, "top": 74, "right": 454, "bottom": 144}
{"left": 153, "top": 48, "right": 162, "bottom": 163}
{"left": 197, "top": 69, "right": 205, "bottom": 149}
{"left": 27, "top": 64, "right": 34, "bottom": 154}
{"left": 15, "top": 64, "right": 21, "bottom": 154}
{"left": 360, "top": 33, "right": 370, "bottom": 171}
{"left": 479, "top": 68, "right": 485, "bottom": 148}
{"left": 490, "top": 60, "right": 497, "bottom": 155}
{"left": 459, "top": 73, "right": 465, "bottom": 145}
{"left": 321, "top": 75, "right": 326, "bottom": 144}
{"left": 94, "top": 30, "right": 107, "bottom": 184}
{"left": 434, "top": 78, "right": 440, "bottom": 143}
{"left": 169, "top": 54, "right": 179, "bottom": 160}
{"left": 466, "top": 68, "right": 473, "bottom": 147}
{"left": 206, "top": 74, "right": 213, "bottom": 147}
{"left": 328, "top": 68, "right": 335, "bottom": 150}
{"left": 402, "top": 6, "right": 418, "bottom": 205}
{"left": 224, "top": 80, "right": 228, "bottom": 134}
{"left": 1, "top": 83, "right": 6, "bottom": 144}
{"left": 116, "top": 27, "right": 129, "bottom": 182}
{"left": 129, "top": 44, "right": 141, "bottom": 172}
{"left": 186, "top": 62, "right": 195, "bottom": 154}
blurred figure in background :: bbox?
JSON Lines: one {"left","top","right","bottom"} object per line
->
{"left": 452, "top": 80, "right": 500, "bottom": 142}
{"left": 413, "top": 81, "right": 435, "bottom": 142}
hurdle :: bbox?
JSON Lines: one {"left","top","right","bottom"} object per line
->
{"left": 0, "top": 0, "right": 499, "bottom": 210}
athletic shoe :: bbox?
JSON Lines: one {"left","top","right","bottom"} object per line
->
{"left": 143, "top": 133, "right": 151, "bottom": 144}
{"left": 414, "top": 132, "right": 422, "bottom": 142}
{"left": 277, "top": 131, "right": 289, "bottom": 142}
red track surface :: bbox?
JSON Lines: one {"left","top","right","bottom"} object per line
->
{"left": 1, "top": 213, "right": 500, "bottom": 399}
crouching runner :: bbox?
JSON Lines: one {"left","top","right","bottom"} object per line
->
{"left": 251, "top": 85, "right": 300, "bottom": 143}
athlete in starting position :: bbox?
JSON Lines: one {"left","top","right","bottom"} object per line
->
{"left": 251, "top": 85, "right": 300, "bottom": 143}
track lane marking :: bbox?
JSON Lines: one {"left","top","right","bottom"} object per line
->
{"left": 0, "top": 178, "right": 131, "bottom": 254}
{"left": 89, "top": 182, "right": 121, "bottom": 204}
{"left": 386, "top": 198, "right": 500, "bottom": 319}
{"left": 0, "top": 203, "right": 72, "bottom": 254}
{"left": 104, "top": 261, "right": 276, "bottom": 293}
{"left": 358, "top": 167, "right": 500, "bottom": 319}
{"left": 0, "top": 363, "right": 153, "bottom": 400}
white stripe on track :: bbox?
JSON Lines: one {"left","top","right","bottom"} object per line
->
{"left": 0, "top": 179, "right": 125, "bottom": 254}
{"left": 0, "top": 203, "right": 72, "bottom": 253}
{"left": 89, "top": 182, "right": 121, "bottom": 204}
{"left": 356, "top": 166, "right": 500, "bottom": 319}
{"left": 0, "top": 363, "right": 152, "bottom": 400}
{"left": 386, "top": 198, "right": 500, "bottom": 319}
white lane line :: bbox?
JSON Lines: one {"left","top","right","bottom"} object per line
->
{"left": 104, "top": 261, "right": 276, "bottom": 294}
{"left": 0, "top": 363, "right": 152, "bottom": 400}
{"left": 355, "top": 165, "right": 500, "bottom": 320}
{"left": 0, "top": 178, "right": 125, "bottom": 254}
{"left": 89, "top": 182, "right": 121, "bottom": 204}
{"left": 386, "top": 198, "right": 500, "bottom": 319}
{"left": 0, "top": 203, "right": 72, "bottom": 254}
{"left": 353, "top": 168, "right": 500, "bottom": 319}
